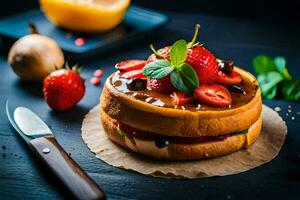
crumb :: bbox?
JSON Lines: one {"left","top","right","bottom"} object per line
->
{"left": 288, "top": 109, "right": 292, "bottom": 113}
{"left": 181, "top": 106, "right": 186, "bottom": 110}
{"left": 274, "top": 107, "right": 282, "bottom": 112}
{"left": 291, "top": 116, "right": 295, "bottom": 121}
{"left": 288, "top": 105, "right": 292, "bottom": 109}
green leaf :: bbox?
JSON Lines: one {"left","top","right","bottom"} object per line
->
{"left": 257, "top": 71, "right": 284, "bottom": 98}
{"left": 170, "top": 70, "right": 191, "bottom": 93}
{"left": 142, "top": 60, "right": 174, "bottom": 79}
{"left": 282, "top": 79, "right": 300, "bottom": 101}
{"left": 253, "top": 55, "right": 277, "bottom": 74}
{"left": 170, "top": 39, "right": 187, "bottom": 68}
{"left": 170, "top": 64, "right": 199, "bottom": 93}
{"left": 274, "top": 56, "right": 292, "bottom": 80}
{"left": 265, "top": 86, "right": 277, "bottom": 99}
{"left": 178, "top": 64, "right": 199, "bottom": 89}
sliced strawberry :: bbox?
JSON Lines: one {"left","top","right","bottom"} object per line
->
{"left": 121, "top": 70, "right": 145, "bottom": 79}
{"left": 115, "top": 60, "right": 147, "bottom": 72}
{"left": 215, "top": 70, "right": 242, "bottom": 85}
{"left": 149, "top": 75, "right": 175, "bottom": 94}
{"left": 171, "top": 91, "right": 194, "bottom": 106}
{"left": 194, "top": 84, "right": 232, "bottom": 107}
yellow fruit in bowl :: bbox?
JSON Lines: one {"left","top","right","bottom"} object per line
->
{"left": 39, "top": 0, "right": 131, "bottom": 33}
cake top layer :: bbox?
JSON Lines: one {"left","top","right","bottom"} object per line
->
{"left": 110, "top": 69, "right": 258, "bottom": 111}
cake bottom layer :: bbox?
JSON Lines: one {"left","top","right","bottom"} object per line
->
{"left": 101, "top": 110, "right": 262, "bottom": 160}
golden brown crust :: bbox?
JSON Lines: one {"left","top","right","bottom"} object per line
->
{"left": 100, "top": 67, "right": 262, "bottom": 137}
{"left": 101, "top": 110, "right": 262, "bottom": 160}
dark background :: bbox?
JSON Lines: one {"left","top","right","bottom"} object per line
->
{"left": 2, "top": 0, "right": 300, "bottom": 22}
{"left": 1, "top": 1, "right": 300, "bottom": 200}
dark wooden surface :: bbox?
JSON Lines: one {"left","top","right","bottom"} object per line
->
{"left": 1, "top": 11, "right": 300, "bottom": 200}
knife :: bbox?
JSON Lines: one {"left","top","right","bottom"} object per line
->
{"left": 6, "top": 101, "right": 105, "bottom": 200}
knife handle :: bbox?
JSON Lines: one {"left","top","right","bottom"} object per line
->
{"left": 28, "top": 135, "right": 105, "bottom": 200}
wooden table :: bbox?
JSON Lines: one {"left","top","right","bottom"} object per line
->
{"left": 1, "top": 11, "right": 300, "bottom": 200}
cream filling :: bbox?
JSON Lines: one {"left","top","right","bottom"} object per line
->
{"left": 114, "top": 118, "right": 261, "bottom": 158}
{"left": 134, "top": 138, "right": 169, "bottom": 159}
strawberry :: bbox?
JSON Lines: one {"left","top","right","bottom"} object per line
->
{"left": 43, "top": 68, "right": 85, "bottom": 111}
{"left": 148, "top": 75, "right": 175, "bottom": 94}
{"left": 116, "top": 60, "right": 147, "bottom": 71}
{"left": 121, "top": 70, "right": 145, "bottom": 79}
{"left": 214, "top": 70, "right": 242, "bottom": 85}
{"left": 171, "top": 91, "right": 194, "bottom": 106}
{"left": 186, "top": 45, "right": 219, "bottom": 84}
{"left": 147, "top": 46, "right": 170, "bottom": 63}
{"left": 146, "top": 46, "right": 174, "bottom": 94}
{"left": 194, "top": 84, "right": 232, "bottom": 107}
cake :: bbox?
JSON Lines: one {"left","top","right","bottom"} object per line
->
{"left": 100, "top": 25, "right": 262, "bottom": 160}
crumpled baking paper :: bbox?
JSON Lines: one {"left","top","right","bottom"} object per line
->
{"left": 82, "top": 105, "right": 287, "bottom": 179}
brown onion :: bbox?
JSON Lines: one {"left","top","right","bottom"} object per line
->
{"left": 8, "top": 34, "right": 64, "bottom": 82}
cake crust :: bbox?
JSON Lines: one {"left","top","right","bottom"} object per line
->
{"left": 101, "top": 109, "right": 262, "bottom": 160}
{"left": 100, "top": 67, "right": 262, "bottom": 137}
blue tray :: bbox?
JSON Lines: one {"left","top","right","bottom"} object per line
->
{"left": 0, "top": 6, "right": 168, "bottom": 58}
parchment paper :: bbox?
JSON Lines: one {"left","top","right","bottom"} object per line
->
{"left": 81, "top": 105, "right": 287, "bottom": 179}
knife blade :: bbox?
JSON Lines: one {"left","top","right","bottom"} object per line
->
{"left": 6, "top": 101, "right": 105, "bottom": 200}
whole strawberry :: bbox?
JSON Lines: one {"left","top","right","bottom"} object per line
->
{"left": 43, "top": 68, "right": 85, "bottom": 111}
{"left": 186, "top": 45, "right": 219, "bottom": 84}
{"left": 186, "top": 24, "right": 218, "bottom": 84}
{"left": 148, "top": 75, "right": 175, "bottom": 94}
{"left": 146, "top": 46, "right": 175, "bottom": 94}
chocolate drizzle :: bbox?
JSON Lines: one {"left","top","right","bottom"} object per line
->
{"left": 110, "top": 72, "right": 257, "bottom": 111}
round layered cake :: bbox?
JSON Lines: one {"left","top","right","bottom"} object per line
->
{"left": 100, "top": 67, "right": 262, "bottom": 160}
{"left": 100, "top": 25, "right": 262, "bottom": 160}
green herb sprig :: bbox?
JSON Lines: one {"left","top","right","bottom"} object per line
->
{"left": 253, "top": 55, "right": 299, "bottom": 100}
{"left": 142, "top": 25, "right": 201, "bottom": 93}
{"left": 142, "top": 39, "right": 199, "bottom": 93}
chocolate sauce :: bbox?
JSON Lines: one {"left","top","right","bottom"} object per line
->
{"left": 230, "top": 85, "right": 245, "bottom": 93}
{"left": 111, "top": 72, "right": 258, "bottom": 111}
{"left": 155, "top": 137, "right": 170, "bottom": 148}
{"left": 126, "top": 78, "right": 147, "bottom": 91}
{"left": 218, "top": 60, "right": 234, "bottom": 75}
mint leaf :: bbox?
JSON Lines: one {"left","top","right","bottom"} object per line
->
{"left": 257, "top": 71, "right": 284, "bottom": 98}
{"left": 282, "top": 79, "right": 300, "bottom": 101}
{"left": 142, "top": 60, "right": 174, "bottom": 79}
{"left": 170, "top": 64, "right": 199, "bottom": 93}
{"left": 170, "top": 70, "right": 191, "bottom": 93}
{"left": 253, "top": 55, "right": 276, "bottom": 74}
{"left": 178, "top": 64, "right": 199, "bottom": 89}
{"left": 265, "top": 85, "right": 277, "bottom": 99}
{"left": 170, "top": 39, "right": 187, "bottom": 68}
{"left": 274, "top": 56, "right": 292, "bottom": 80}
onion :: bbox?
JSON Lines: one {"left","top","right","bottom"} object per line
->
{"left": 8, "top": 34, "right": 64, "bottom": 82}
